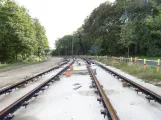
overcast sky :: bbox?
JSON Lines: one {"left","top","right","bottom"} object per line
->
{"left": 16, "top": 0, "right": 115, "bottom": 49}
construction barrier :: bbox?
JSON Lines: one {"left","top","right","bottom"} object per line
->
{"left": 65, "top": 70, "right": 71, "bottom": 77}
{"left": 131, "top": 57, "right": 133, "bottom": 63}
{"left": 144, "top": 59, "right": 147, "bottom": 69}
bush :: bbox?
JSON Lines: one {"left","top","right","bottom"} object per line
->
{"left": 24, "top": 55, "right": 41, "bottom": 62}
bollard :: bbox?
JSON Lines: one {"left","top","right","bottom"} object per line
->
{"left": 144, "top": 59, "right": 147, "bottom": 69}
{"left": 65, "top": 70, "right": 71, "bottom": 77}
{"left": 131, "top": 57, "right": 133, "bottom": 63}
{"left": 134, "top": 57, "right": 137, "bottom": 64}
{"left": 157, "top": 59, "right": 160, "bottom": 72}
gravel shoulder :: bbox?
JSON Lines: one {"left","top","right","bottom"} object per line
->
{"left": 0, "top": 57, "right": 63, "bottom": 89}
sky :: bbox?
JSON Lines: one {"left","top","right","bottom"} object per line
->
{"left": 16, "top": 0, "right": 115, "bottom": 49}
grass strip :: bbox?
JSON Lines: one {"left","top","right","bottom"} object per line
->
{"left": 94, "top": 58, "right": 161, "bottom": 84}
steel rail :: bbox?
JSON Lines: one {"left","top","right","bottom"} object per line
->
{"left": 0, "top": 60, "right": 69, "bottom": 96}
{"left": 94, "top": 60, "right": 161, "bottom": 104}
{"left": 86, "top": 60, "right": 119, "bottom": 120}
{"left": 0, "top": 60, "right": 74, "bottom": 120}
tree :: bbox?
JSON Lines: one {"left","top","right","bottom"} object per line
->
{"left": 145, "top": 4, "right": 161, "bottom": 56}
{"left": 33, "top": 18, "right": 49, "bottom": 60}
{"left": 119, "top": 20, "right": 136, "bottom": 57}
{"left": 53, "top": 0, "right": 161, "bottom": 57}
{"left": 0, "top": 0, "right": 49, "bottom": 63}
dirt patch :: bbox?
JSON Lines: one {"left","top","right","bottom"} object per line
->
{"left": 155, "top": 81, "right": 161, "bottom": 87}
{"left": 0, "top": 57, "right": 63, "bottom": 89}
{"left": 104, "top": 89, "right": 120, "bottom": 95}
{"left": 78, "top": 90, "right": 95, "bottom": 96}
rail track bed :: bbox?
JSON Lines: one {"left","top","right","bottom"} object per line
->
{"left": 0, "top": 61, "right": 70, "bottom": 112}
{"left": 1, "top": 59, "right": 111, "bottom": 120}
{"left": 0, "top": 60, "right": 69, "bottom": 112}
{"left": 0, "top": 60, "right": 68, "bottom": 96}
{"left": 0, "top": 60, "right": 74, "bottom": 120}
{"left": 94, "top": 61, "right": 161, "bottom": 104}
{"left": 86, "top": 59, "right": 161, "bottom": 120}
{"left": 86, "top": 61, "right": 119, "bottom": 120}
{"left": 6, "top": 60, "right": 103, "bottom": 120}
{"left": 1, "top": 58, "right": 161, "bottom": 120}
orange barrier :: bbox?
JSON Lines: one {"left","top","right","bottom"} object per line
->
{"left": 65, "top": 70, "right": 71, "bottom": 77}
{"left": 144, "top": 64, "right": 146, "bottom": 69}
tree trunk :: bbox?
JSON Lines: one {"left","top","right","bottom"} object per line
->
{"left": 135, "top": 44, "right": 137, "bottom": 55}
{"left": 78, "top": 32, "right": 84, "bottom": 54}
{"left": 128, "top": 46, "right": 129, "bottom": 58}
{"left": 71, "top": 40, "right": 73, "bottom": 55}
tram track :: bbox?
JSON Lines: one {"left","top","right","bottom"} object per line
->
{"left": 0, "top": 60, "right": 74, "bottom": 120}
{"left": 0, "top": 60, "right": 69, "bottom": 96}
{"left": 89, "top": 59, "right": 161, "bottom": 104}
{"left": 85, "top": 59, "right": 120, "bottom": 120}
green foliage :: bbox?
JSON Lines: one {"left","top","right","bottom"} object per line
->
{"left": 145, "top": 4, "right": 161, "bottom": 56}
{"left": 120, "top": 20, "right": 136, "bottom": 48}
{"left": 0, "top": 0, "right": 49, "bottom": 63}
{"left": 53, "top": 0, "right": 161, "bottom": 57}
{"left": 53, "top": 35, "right": 73, "bottom": 55}
{"left": 33, "top": 18, "right": 49, "bottom": 59}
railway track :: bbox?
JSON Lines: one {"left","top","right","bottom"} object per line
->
{"left": 2, "top": 58, "right": 160, "bottom": 120}
{"left": 0, "top": 60, "right": 74, "bottom": 120}
{"left": 89, "top": 59, "right": 161, "bottom": 104}
{"left": 85, "top": 59, "right": 120, "bottom": 120}
{"left": 0, "top": 60, "right": 69, "bottom": 96}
